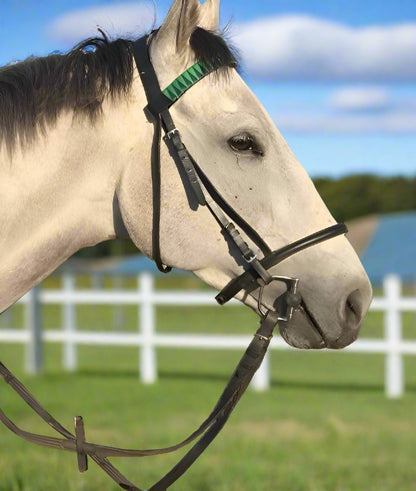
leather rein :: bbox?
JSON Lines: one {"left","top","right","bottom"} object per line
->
{"left": 0, "top": 34, "right": 348, "bottom": 490}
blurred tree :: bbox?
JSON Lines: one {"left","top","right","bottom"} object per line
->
{"left": 314, "top": 175, "right": 416, "bottom": 223}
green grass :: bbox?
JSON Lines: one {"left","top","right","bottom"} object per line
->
{"left": 1, "top": 277, "right": 416, "bottom": 490}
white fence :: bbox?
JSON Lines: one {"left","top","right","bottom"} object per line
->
{"left": 0, "top": 273, "right": 415, "bottom": 398}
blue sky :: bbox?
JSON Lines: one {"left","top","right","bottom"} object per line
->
{"left": 1, "top": 0, "right": 415, "bottom": 177}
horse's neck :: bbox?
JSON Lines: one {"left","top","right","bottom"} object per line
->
{"left": 0, "top": 105, "right": 136, "bottom": 313}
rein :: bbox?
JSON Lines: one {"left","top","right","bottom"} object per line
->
{"left": 0, "top": 33, "right": 347, "bottom": 490}
{"left": 0, "top": 311, "right": 278, "bottom": 491}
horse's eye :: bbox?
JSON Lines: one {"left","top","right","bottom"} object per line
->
{"left": 228, "top": 133, "right": 264, "bottom": 156}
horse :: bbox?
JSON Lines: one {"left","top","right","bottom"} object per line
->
{"left": 0, "top": 0, "right": 373, "bottom": 488}
{"left": 0, "top": 0, "right": 371, "bottom": 348}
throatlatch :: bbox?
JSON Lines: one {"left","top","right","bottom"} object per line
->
{"left": 0, "top": 32, "right": 348, "bottom": 491}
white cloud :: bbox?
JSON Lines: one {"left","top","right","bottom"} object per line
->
{"left": 329, "top": 86, "right": 391, "bottom": 112}
{"left": 274, "top": 86, "right": 416, "bottom": 133}
{"left": 47, "top": 2, "right": 156, "bottom": 46}
{"left": 233, "top": 15, "right": 416, "bottom": 82}
{"left": 274, "top": 111, "right": 416, "bottom": 134}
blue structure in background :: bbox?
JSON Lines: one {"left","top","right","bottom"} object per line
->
{"left": 97, "top": 255, "right": 192, "bottom": 277}
{"left": 361, "top": 212, "right": 416, "bottom": 284}
{"left": 98, "top": 255, "right": 165, "bottom": 276}
{"left": 62, "top": 254, "right": 191, "bottom": 278}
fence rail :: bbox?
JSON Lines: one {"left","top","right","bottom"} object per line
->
{"left": 0, "top": 273, "right": 415, "bottom": 398}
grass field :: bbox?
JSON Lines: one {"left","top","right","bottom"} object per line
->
{"left": 1, "top": 275, "right": 416, "bottom": 490}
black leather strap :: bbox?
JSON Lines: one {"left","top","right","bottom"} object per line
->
{"left": 150, "top": 115, "right": 172, "bottom": 273}
{"left": 132, "top": 37, "right": 172, "bottom": 273}
{"left": 216, "top": 223, "right": 348, "bottom": 304}
{"left": 131, "top": 36, "right": 173, "bottom": 116}
{"left": 191, "top": 157, "right": 272, "bottom": 257}
{"left": 131, "top": 36, "right": 273, "bottom": 271}
{"left": 0, "top": 361, "right": 142, "bottom": 491}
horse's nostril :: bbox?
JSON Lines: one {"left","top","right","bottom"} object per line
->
{"left": 344, "top": 289, "right": 365, "bottom": 328}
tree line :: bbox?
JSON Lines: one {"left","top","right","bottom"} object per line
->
{"left": 314, "top": 174, "right": 416, "bottom": 223}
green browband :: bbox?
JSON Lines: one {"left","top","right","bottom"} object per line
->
{"left": 162, "top": 59, "right": 224, "bottom": 103}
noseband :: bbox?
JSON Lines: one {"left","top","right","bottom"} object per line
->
{"left": 0, "top": 34, "right": 347, "bottom": 490}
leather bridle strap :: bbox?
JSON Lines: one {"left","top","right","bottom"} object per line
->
{"left": 216, "top": 223, "right": 348, "bottom": 305}
{"left": 0, "top": 310, "right": 279, "bottom": 491}
{"left": 149, "top": 309, "right": 279, "bottom": 490}
{"left": 131, "top": 36, "right": 273, "bottom": 284}
{"left": 0, "top": 362, "right": 142, "bottom": 490}
{"left": 150, "top": 114, "right": 172, "bottom": 273}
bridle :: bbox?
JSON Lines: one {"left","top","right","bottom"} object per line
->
{"left": 132, "top": 33, "right": 346, "bottom": 315}
{"left": 0, "top": 33, "right": 348, "bottom": 490}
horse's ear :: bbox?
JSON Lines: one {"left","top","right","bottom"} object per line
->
{"left": 156, "top": 0, "right": 201, "bottom": 55}
{"left": 199, "top": 0, "right": 220, "bottom": 31}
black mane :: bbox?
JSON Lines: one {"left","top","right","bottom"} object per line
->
{"left": 0, "top": 35, "right": 134, "bottom": 154}
{"left": 0, "top": 28, "right": 238, "bottom": 154}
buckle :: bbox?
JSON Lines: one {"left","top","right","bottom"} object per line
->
{"left": 257, "top": 276, "right": 301, "bottom": 322}
{"left": 166, "top": 128, "right": 180, "bottom": 140}
{"left": 254, "top": 333, "right": 273, "bottom": 343}
{"left": 244, "top": 252, "right": 257, "bottom": 263}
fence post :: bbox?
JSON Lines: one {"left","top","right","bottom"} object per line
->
{"left": 25, "top": 285, "right": 42, "bottom": 374}
{"left": 63, "top": 272, "right": 77, "bottom": 371}
{"left": 384, "top": 275, "right": 403, "bottom": 398}
{"left": 251, "top": 351, "right": 270, "bottom": 391}
{"left": 139, "top": 273, "right": 157, "bottom": 384}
